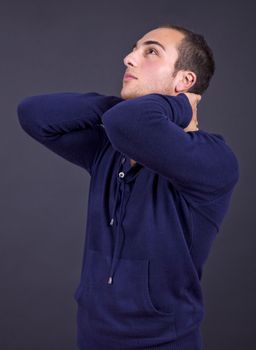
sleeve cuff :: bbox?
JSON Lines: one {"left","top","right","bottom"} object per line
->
{"left": 176, "top": 93, "right": 193, "bottom": 128}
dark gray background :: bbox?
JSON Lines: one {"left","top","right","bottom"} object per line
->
{"left": 1, "top": 0, "right": 255, "bottom": 349}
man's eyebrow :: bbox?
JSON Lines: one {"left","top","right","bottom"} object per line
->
{"left": 132, "top": 40, "right": 166, "bottom": 52}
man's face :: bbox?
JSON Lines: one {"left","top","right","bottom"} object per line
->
{"left": 120, "top": 28, "right": 185, "bottom": 100}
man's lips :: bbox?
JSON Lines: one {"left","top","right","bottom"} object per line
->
{"left": 123, "top": 73, "right": 137, "bottom": 80}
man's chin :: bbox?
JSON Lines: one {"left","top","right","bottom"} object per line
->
{"left": 120, "top": 87, "right": 174, "bottom": 100}
{"left": 120, "top": 89, "right": 144, "bottom": 100}
{"left": 120, "top": 91, "right": 135, "bottom": 100}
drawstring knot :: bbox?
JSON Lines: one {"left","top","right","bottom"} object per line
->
{"left": 109, "top": 218, "right": 114, "bottom": 226}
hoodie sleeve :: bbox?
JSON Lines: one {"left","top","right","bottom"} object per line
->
{"left": 17, "top": 92, "right": 123, "bottom": 175}
{"left": 101, "top": 92, "right": 240, "bottom": 206}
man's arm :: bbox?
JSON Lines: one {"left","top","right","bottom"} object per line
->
{"left": 101, "top": 92, "right": 240, "bottom": 206}
{"left": 17, "top": 92, "right": 123, "bottom": 175}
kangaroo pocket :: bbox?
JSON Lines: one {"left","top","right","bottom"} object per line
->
{"left": 73, "top": 248, "right": 176, "bottom": 346}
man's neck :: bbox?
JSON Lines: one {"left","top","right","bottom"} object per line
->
{"left": 130, "top": 159, "right": 137, "bottom": 167}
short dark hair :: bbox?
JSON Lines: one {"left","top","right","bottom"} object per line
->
{"left": 157, "top": 24, "right": 215, "bottom": 95}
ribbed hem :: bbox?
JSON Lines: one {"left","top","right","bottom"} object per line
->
{"left": 76, "top": 327, "right": 202, "bottom": 350}
{"left": 140, "top": 328, "right": 202, "bottom": 350}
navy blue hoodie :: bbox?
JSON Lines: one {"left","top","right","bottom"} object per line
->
{"left": 17, "top": 91, "right": 239, "bottom": 350}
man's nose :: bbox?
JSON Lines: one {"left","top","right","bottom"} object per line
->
{"left": 123, "top": 51, "right": 137, "bottom": 67}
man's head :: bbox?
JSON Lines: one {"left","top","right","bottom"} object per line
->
{"left": 120, "top": 24, "right": 215, "bottom": 100}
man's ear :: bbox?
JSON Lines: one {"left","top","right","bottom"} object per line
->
{"left": 174, "top": 71, "right": 197, "bottom": 93}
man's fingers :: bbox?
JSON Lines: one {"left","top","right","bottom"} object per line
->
{"left": 183, "top": 92, "right": 202, "bottom": 105}
{"left": 197, "top": 95, "right": 202, "bottom": 103}
{"left": 193, "top": 94, "right": 201, "bottom": 105}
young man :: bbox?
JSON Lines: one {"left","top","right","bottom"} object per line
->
{"left": 17, "top": 25, "right": 239, "bottom": 350}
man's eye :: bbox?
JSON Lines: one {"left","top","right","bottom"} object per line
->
{"left": 131, "top": 47, "right": 158, "bottom": 55}
{"left": 146, "top": 47, "right": 158, "bottom": 55}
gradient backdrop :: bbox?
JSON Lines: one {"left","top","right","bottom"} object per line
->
{"left": 1, "top": 0, "right": 255, "bottom": 349}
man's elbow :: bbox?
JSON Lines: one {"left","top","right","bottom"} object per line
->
{"left": 17, "top": 96, "right": 43, "bottom": 139}
{"left": 17, "top": 96, "right": 36, "bottom": 125}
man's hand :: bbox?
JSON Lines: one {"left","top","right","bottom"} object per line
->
{"left": 181, "top": 92, "right": 201, "bottom": 132}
